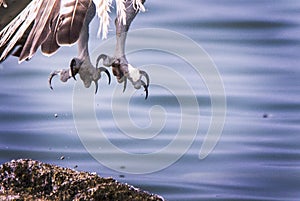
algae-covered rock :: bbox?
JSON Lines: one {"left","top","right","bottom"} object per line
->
{"left": 0, "top": 159, "right": 164, "bottom": 201}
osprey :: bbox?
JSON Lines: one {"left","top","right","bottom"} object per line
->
{"left": 0, "top": 0, "right": 149, "bottom": 98}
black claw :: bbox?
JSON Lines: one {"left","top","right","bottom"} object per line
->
{"left": 94, "top": 67, "right": 111, "bottom": 94}
{"left": 141, "top": 80, "right": 149, "bottom": 99}
{"left": 104, "top": 68, "right": 111, "bottom": 85}
{"left": 140, "top": 70, "right": 149, "bottom": 99}
{"left": 123, "top": 77, "right": 127, "bottom": 92}
{"left": 70, "top": 59, "right": 78, "bottom": 80}
{"left": 98, "top": 67, "right": 111, "bottom": 85}
{"left": 48, "top": 71, "right": 59, "bottom": 90}
{"left": 95, "top": 81, "right": 99, "bottom": 94}
{"left": 140, "top": 70, "right": 150, "bottom": 87}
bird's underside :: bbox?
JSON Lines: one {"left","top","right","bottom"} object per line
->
{"left": 0, "top": 0, "right": 149, "bottom": 99}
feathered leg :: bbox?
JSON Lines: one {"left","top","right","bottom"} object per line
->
{"left": 97, "top": 0, "right": 149, "bottom": 99}
{"left": 49, "top": 2, "right": 110, "bottom": 93}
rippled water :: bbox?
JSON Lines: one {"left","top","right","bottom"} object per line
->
{"left": 1, "top": 1, "right": 300, "bottom": 200}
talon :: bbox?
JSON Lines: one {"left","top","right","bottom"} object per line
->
{"left": 123, "top": 77, "right": 127, "bottom": 92}
{"left": 141, "top": 80, "right": 149, "bottom": 99}
{"left": 140, "top": 70, "right": 150, "bottom": 87}
{"left": 94, "top": 80, "right": 99, "bottom": 94}
{"left": 96, "top": 55, "right": 150, "bottom": 99}
{"left": 98, "top": 67, "right": 111, "bottom": 85}
{"left": 70, "top": 59, "right": 78, "bottom": 80}
{"left": 94, "top": 67, "right": 111, "bottom": 94}
{"left": 48, "top": 70, "right": 60, "bottom": 90}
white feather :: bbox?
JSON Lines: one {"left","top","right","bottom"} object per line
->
{"left": 93, "top": 0, "right": 145, "bottom": 39}
{"left": 116, "top": 0, "right": 126, "bottom": 25}
{"left": 94, "top": 0, "right": 112, "bottom": 39}
{"left": 133, "top": 0, "right": 145, "bottom": 12}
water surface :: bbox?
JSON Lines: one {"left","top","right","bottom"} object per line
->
{"left": 1, "top": 1, "right": 300, "bottom": 200}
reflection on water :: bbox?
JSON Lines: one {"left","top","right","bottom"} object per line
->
{"left": 1, "top": 0, "right": 300, "bottom": 200}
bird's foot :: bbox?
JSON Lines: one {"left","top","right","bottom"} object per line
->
{"left": 49, "top": 57, "right": 111, "bottom": 93}
{"left": 96, "top": 54, "right": 149, "bottom": 99}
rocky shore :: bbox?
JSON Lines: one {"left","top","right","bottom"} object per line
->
{"left": 0, "top": 159, "right": 164, "bottom": 201}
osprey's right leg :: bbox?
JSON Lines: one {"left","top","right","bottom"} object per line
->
{"left": 97, "top": 0, "right": 149, "bottom": 99}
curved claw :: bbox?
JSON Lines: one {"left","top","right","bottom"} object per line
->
{"left": 141, "top": 80, "right": 149, "bottom": 99}
{"left": 94, "top": 81, "right": 99, "bottom": 94}
{"left": 48, "top": 70, "right": 59, "bottom": 90}
{"left": 94, "top": 67, "right": 111, "bottom": 94}
{"left": 70, "top": 59, "right": 78, "bottom": 80}
{"left": 123, "top": 77, "right": 127, "bottom": 92}
{"left": 98, "top": 67, "right": 111, "bottom": 85}
{"left": 140, "top": 70, "right": 150, "bottom": 87}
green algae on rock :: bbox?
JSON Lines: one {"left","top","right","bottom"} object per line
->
{"left": 0, "top": 159, "right": 165, "bottom": 201}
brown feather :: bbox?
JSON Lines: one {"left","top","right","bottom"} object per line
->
{"left": 56, "top": 0, "right": 92, "bottom": 45}
{"left": 19, "top": 0, "right": 58, "bottom": 62}
{"left": 0, "top": 22, "right": 33, "bottom": 61}
{"left": 12, "top": 22, "right": 34, "bottom": 57}
{"left": 41, "top": 1, "right": 61, "bottom": 56}
{"left": 0, "top": 0, "right": 41, "bottom": 62}
{"left": 41, "top": 15, "right": 60, "bottom": 56}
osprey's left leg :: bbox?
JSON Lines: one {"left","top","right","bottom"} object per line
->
{"left": 48, "top": 2, "right": 110, "bottom": 94}
{"left": 97, "top": 0, "right": 149, "bottom": 99}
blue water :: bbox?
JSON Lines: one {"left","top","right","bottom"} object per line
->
{"left": 1, "top": 0, "right": 300, "bottom": 200}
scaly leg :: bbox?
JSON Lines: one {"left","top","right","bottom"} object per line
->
{"left": 49, "top": 2, "right": 110, "bottom": 94}
{"left": 97, "top": 0, "right": 149, "bottom": 99}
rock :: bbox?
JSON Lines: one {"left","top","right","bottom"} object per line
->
{"left": 0, "top": 159, "right": 165, "bottom": 201}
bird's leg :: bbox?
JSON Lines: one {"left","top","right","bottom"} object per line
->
{"left": 48, "top": 2, "right": 110, "bottom": 93}
{"left": 97, "top": 0, "right": 149, "bottom": 99}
